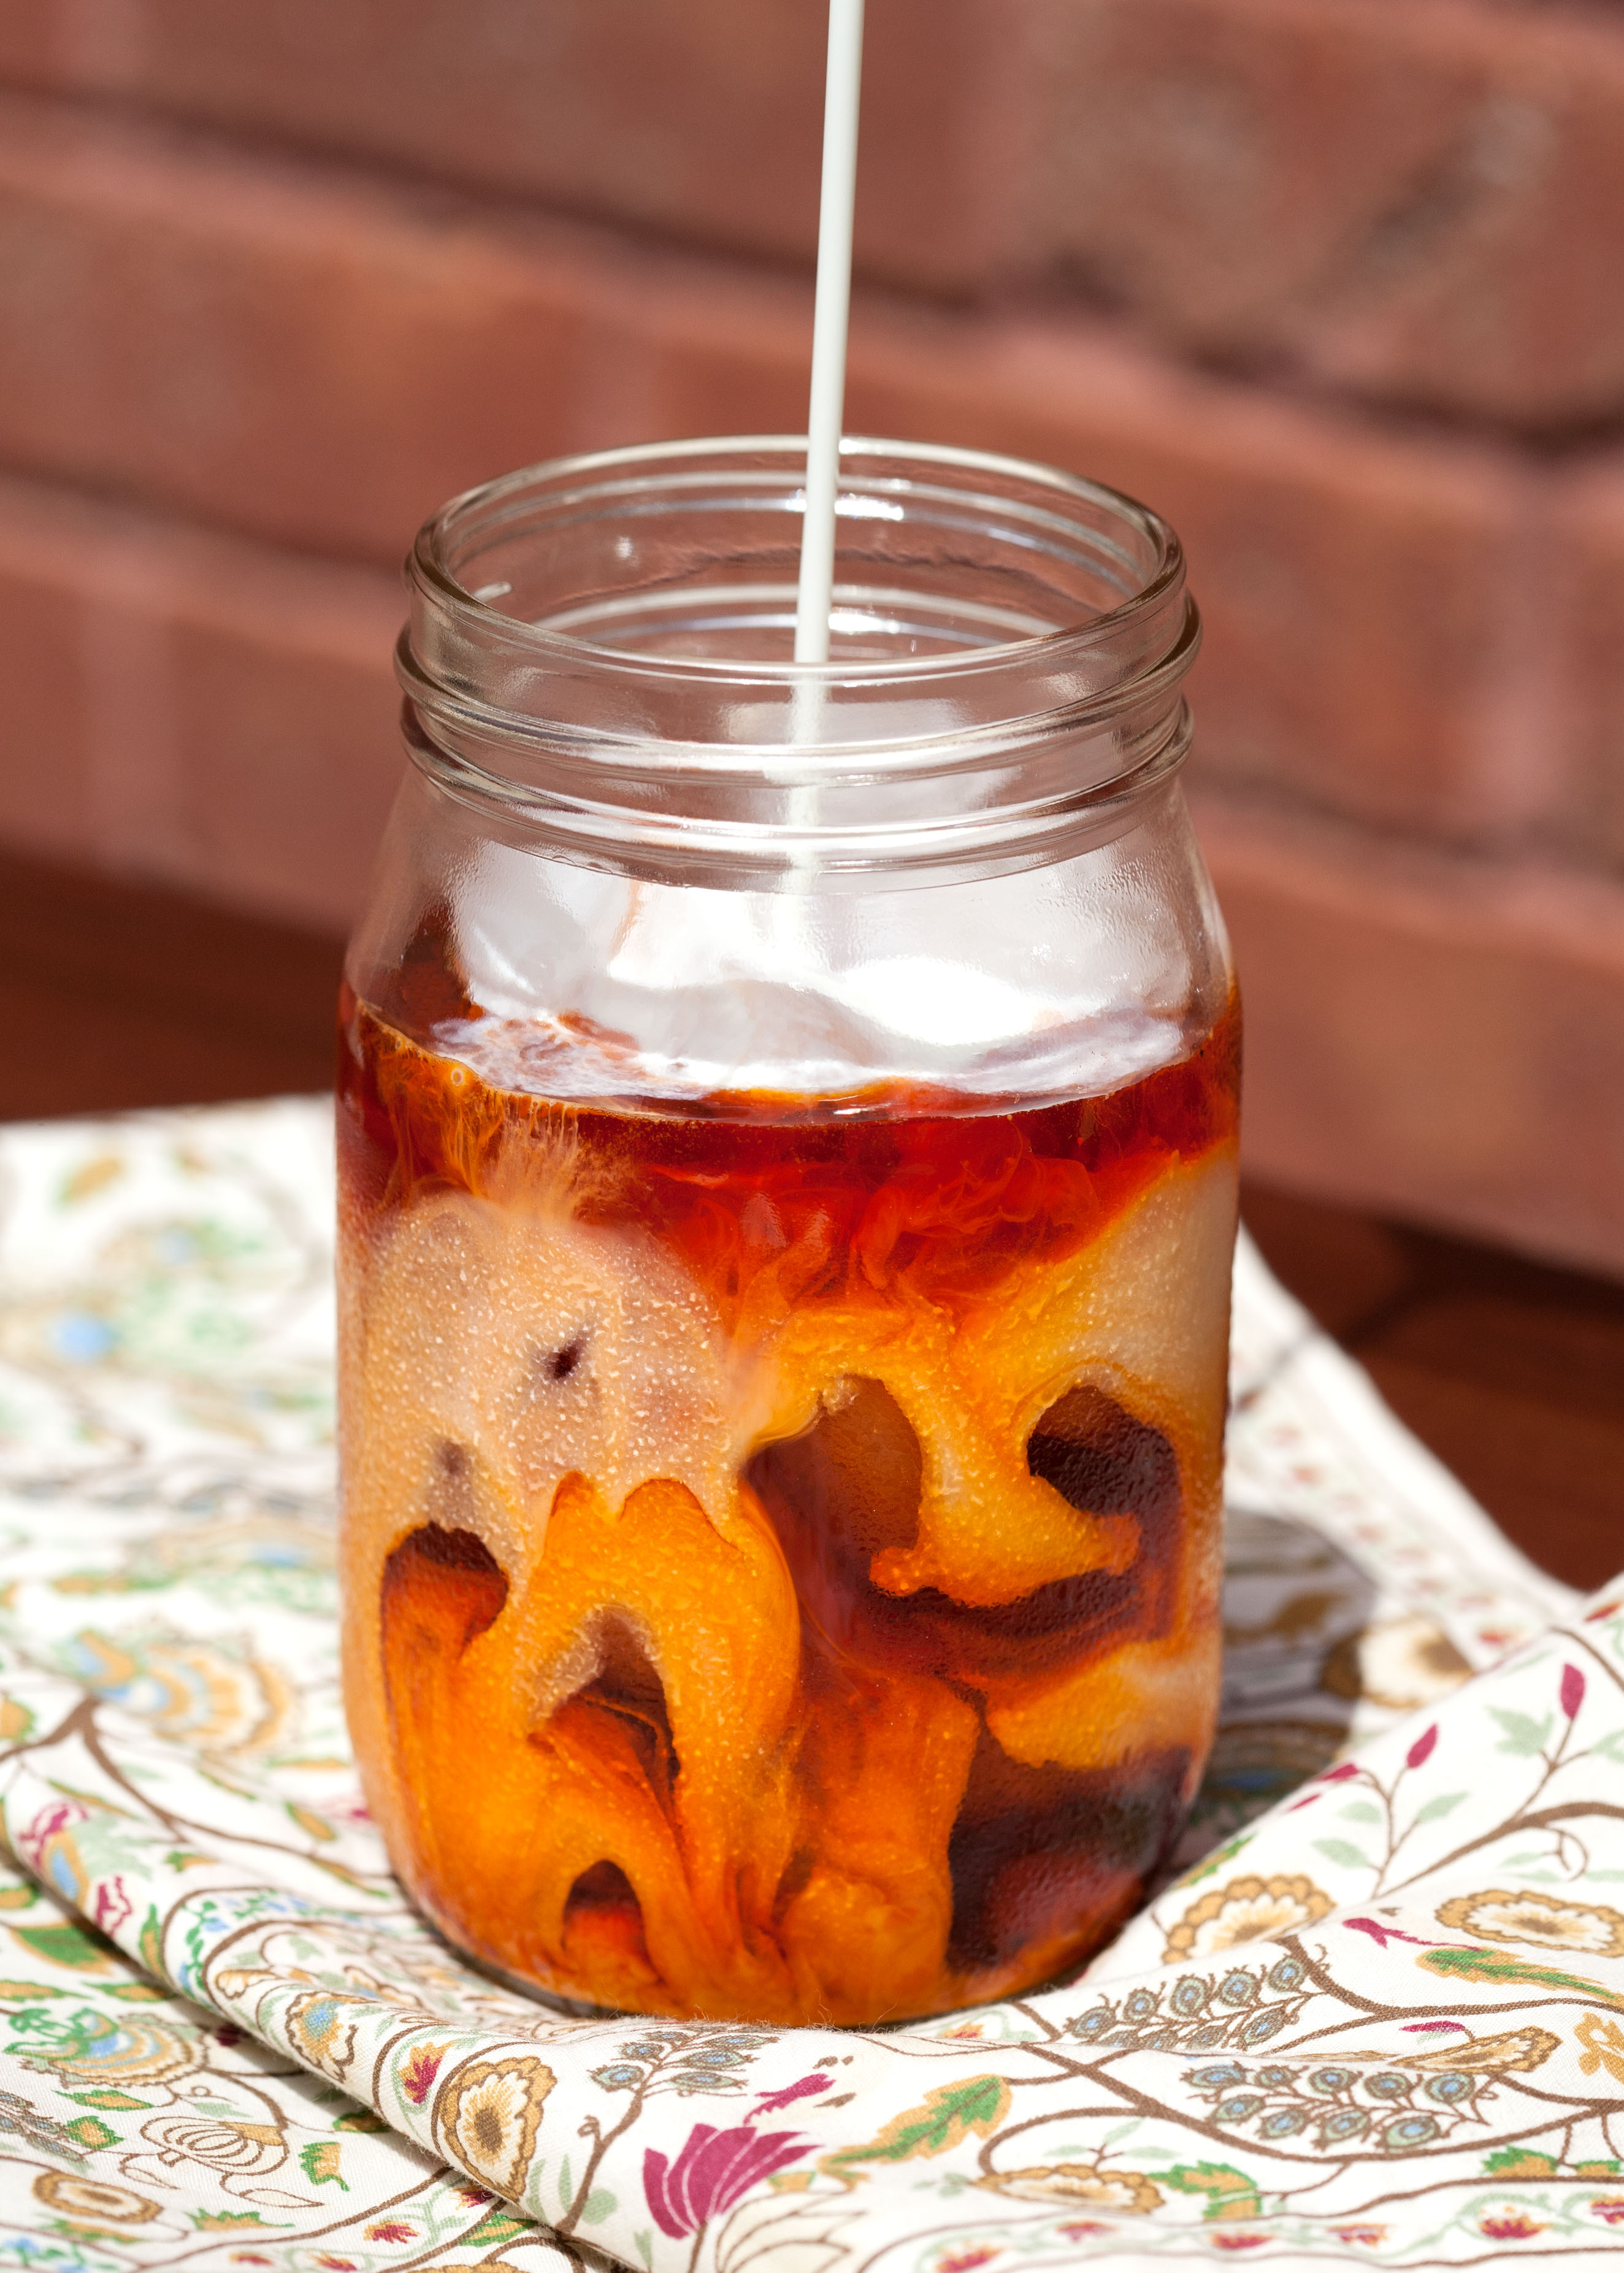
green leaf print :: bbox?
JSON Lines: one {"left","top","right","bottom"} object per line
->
{"left": 1165, "top": 2163, "right": 1263, "bottom": 2221}
{"left": 1484, "top": 2147, "right": 1558, "bottom": 2177}
{"left": 137, "top": 1905, "right": 164, "bottom": 1983}
{"left": 1312, "top": 1838, "right": 1371, "bottom": 1870}
{"left": 1490, "top": 1708, "right": 1553, "bottom": 1757}
{"left": 299, "top": 2139, "right": 347, "bottom": 2188}
{"left": 825, "top": 2076, "right": 1012, "bottom": 2169}
{"left": 1419, "top": 1944, "right": 1624, "bottom": 2007}
{"left": 63, "top": 2116, "right": 117, "bottom": 2152}
{"left": 462, "top": 2204, "right": 534, "bottom": 2250}
{"left": 1412, "top": 1792, "right": 1467, "bottom": 1825}
{"left": 8, "top": 1925, "right": 117, "bottom": 1973}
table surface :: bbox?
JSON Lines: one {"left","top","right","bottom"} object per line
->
{"left": 6, "top": 845, "right": 1620, "bottom": 1595}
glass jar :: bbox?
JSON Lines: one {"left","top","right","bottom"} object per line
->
{"left": 337, "top": 437, "right": 1239, "bottom": 2026}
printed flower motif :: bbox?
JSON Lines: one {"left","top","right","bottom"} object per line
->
{"left": 978, "top": 2166, "right": 1162, "bottom": 2214}
{"left": 286, "top": 1991, "right": 361, "bottom": 2078}
{"left": 1057, "top": 2225, "right": 1109, "bottom": 2244}
{"left": 1341, "top": 1918, "right": 1419, "bottom": 1953}
{"left": 1331, "top": 2229, "right": 1386, "bottom": 2248}
{"left": 1436, "top": 1889, "right": 1624, "bottom": 1960}
{"left": 434, "top": 2054, "right": 555, "bottom": 2199}
{"left": 15, "top": 1799, "right": 93, "bottom": 1910}
{"left": 1163, "top": 1874, "right": 1333, "bottom": 1962}
{"left": 937, "top": 2248, "right": 1000, "bottom": 2273}
{"left": 1576, "top": 2013, "right": 1624, "bottom": 2082}
{"left": 754, "top": 2074, "right": 833, "bottom": 2116}
{"left": 643, "top": 2120, "right": 813, "bottom": 2237}
{"left": 33, "top": 2174, "right": 158, "bottom": 2224}
{"left": 364, "top": 2221, "right": 416, "bottom": 2243}
{"left": 13, "top": 2004, "right": 200, "bottom": 2089}
{"left": 1480, "top": 2210, "right": 1545, "bottom": 2240}
{"left": 1590, "top": 2198, "right": 1624, "bottom": 2225}
{"left": 401, "top": 2041, "right": 448, "bottom": 2105}
{"left": 137, "top": 2112, "right": 287, "bottom": 2177}
{"left": 1322, "top": 1615, "right": 1471, "bottom": 1710}
{"left": 54, "top": 1630, "right": 296, "bottom": 1760}
{"left": 1209, "top": 2239, "right": 1268, "bottom": 2253}
{"left": 91, "top": 1874, "right": 133, "bottom": 1937}
{"left": 1403, "top": 2026, "right": 1558, "bottom": 2074}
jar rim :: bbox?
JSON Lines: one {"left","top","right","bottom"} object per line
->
{"left": 408, "top": 434, "right": 1186, "bottom": 690}
{"left": 397, "top": 436, "right": 1200, "bottom": 887}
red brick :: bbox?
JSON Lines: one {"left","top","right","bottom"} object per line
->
{"left": 0, "top": 94, "right": 622, "bottom": 564}
{"left": 0, "top": 473, "right": 400, "bottom": 932}
{"left": 1024, "top": 0, "right": 1624, "bottom": 428}
{"left": 0, "top": 0, "right": 1024, "bottom": 293}
{"left": 1197, "top": 790, "right": 1624, "bottom": 1278}
{"left": 0, "top": 93, "right": 1584, "bottom": 850}
{"left": 6, "top": 0, "right": 1624, "bottom": 424}
{"left": 1550, "top": 455, "right": 1624, "bottom": 872}
{"left": 840, "top": 307, "right": 1563, "bottom": 848}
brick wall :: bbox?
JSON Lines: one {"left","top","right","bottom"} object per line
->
{"left": 0, "top": 0, "right": 1620, "bottom": 1272}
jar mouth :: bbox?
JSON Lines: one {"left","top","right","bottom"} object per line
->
{"left": 399, "top": 437, "right": 1200, "bottom": 886}
{"left": 410, "top": 434, "right": 1185, "bottom": 692}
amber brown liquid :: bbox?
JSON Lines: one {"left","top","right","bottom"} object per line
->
{"left": 338, "top": 989, "right": 1239, "bottom": 2022}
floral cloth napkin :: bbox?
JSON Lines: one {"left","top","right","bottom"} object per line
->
{"left": 0, "top": 1098, "right": 1617, "bottom": 2273}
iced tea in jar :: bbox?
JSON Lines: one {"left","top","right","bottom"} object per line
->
{"left": 339, "top": 439, "right": 1239, "bottom": 2025}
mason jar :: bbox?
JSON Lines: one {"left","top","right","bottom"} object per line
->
{"left": 337, "top": 436, "right": 1239, "bottom": 2026}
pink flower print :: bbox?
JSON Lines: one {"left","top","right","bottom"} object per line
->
{"left": 18, "top": 1800, "right": 90, "bottom": 1908}
{"left": 1333, "top": 2229, "right": 1386, "bottom": 2248}
{"left": 364, "top": 2222, "right": 415, "bottom": 2244}
{"left": 1210, "top": 2236, "right": 1269, "bottom": 2251}
{"left": 1561, "top": 1664, "right": 1586, "bottom": 1720}
{"left": 938, "top": 2249, "right": 1000, "bottom": 2273}
{"left": 401, "top": 2041, "right": 447, "bottom": 2106}
{"left": 1057, "top": 2225, "right": 1109, "bottom": 2244}
{"left": 92, "top": 1874, "right": 132, "bottom": 1936}
{"left": 1480, "top": 2212, "right": 1545, "bottom": 2240}
{"left": 1590, "top": 2198, "right": 1624, "bottom": 2226}
{"left": 1343, "top": 1917, "right": 1435, "bottom": 1950}
{"left": 753, "top": 2073, "right": 832, "bottom": 2116}
{"left": 1403, "top": 2020, "right": 1466, "bottom": 2034}
{"left": 1322, "top": 1763, "right": 1360, "bottom": 1783}
{"left": 21, "top": 1798, "right": 84, "bottom": 1848}
{"left": 1406, "top": 1724, "right": 1438, "bottom": 1771}
{"left": 644, "top": 2122, "right": 811, "bottom": 2239}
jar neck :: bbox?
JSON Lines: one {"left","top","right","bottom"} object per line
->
{"left": 398, "top": 437, "right": 1200, "bottom": 890}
